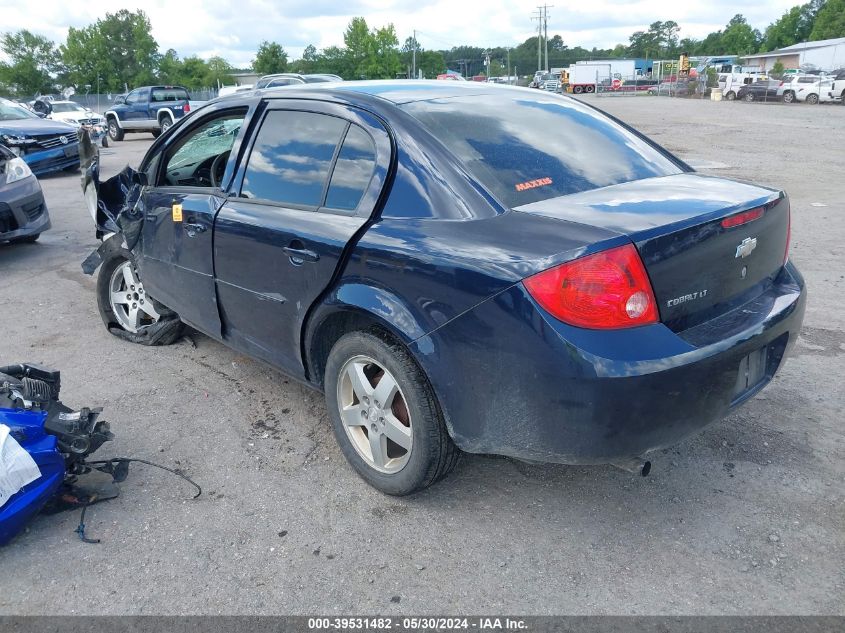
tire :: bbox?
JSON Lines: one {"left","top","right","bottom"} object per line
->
{"left": 585, "top": 84, "right": 595, "bottom": 93}
{"left": 151, "top": 130, "right": 162, "bottom": 138}
{"left": 782, "top": 91, "right": 795, "bottom": 103}
{"left": 725, "top": 91, "right": 736, "bottom": 101}
{"left": 96, "top": 248, "right": 184, "bottom": 346}
{"left": 324, "top": 331, "right": 459, "bottom": 495}
{"left": 743, "top": 93, "right": 754, "bottom": 102}
{"left": 107, "top": 118, "right": 124, "bottom": 141}
{"left": 806, "top": 93, "right": 819, "bottom": 105}
{"left": 573, "top": 85, "right": 583, "bottom": 94}
{"left": 159, "top": 115, "right": 174, "bottom": 134}
{"left": 101, "top": 136, "right": 109, "bottom": 148}
{"left": 841, "top": 90, "right": 845, "bottom": 105}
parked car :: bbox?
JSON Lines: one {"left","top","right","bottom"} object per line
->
{"left": 736, "top": 79, "right": 782, "bottom": 102}
{"left": 795, "top": 77, "right": 835, "bottom": 104}
{"left": 0, "top": 143, "right": 51, "bottom": 243}
{"left": 0, "top": 97, "right": 81, "bottom": 176}
{"left": 82, "top": 82, "right": 805, "bottom": 494}
{"left": 40, "top": 100, "right": 108, "bottom": 147}
{"left": 779, "top": 75, "right": 822, "bottom": 103}
{"left": 104, "top": 85, "right": 192, "bottom": 142}
{"left": 826, "top": 69, "right": 845, "bottom": 104}
{"left": 648, "top": 80, "right": 689, "bottom": 96}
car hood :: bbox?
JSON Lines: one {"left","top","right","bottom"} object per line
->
{"left": 513, "top": 173, "right": 780, "bottom": 237}
{"left": 52, "top": 112, "right": 103, "bottom": 124}
{"left": 0, "top": 118, "right": 79, "bottom": 136}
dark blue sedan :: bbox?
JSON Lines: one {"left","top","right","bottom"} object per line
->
{"left": 83, "top": 81, "right": 805, "bottom": 494}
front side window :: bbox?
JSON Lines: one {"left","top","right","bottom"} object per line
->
{"left": 125, "top": 90, "right": 141, "bottom": 105}
{"left": 161, "top": 110, "right": 246, "bottom": 187}
{"left": 240, "top": 110, "right": 347, "bottom": 207}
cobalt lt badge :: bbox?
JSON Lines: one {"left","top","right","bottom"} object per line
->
{"left": 735, "top": 237, "right": 757, "bottom": 259}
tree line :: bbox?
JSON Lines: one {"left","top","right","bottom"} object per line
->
{"left": 1, "top": 1, "right": 843, "bottom": 98}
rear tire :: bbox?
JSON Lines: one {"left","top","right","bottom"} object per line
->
{"left": 585, "top": 84, "right": 595, "bottom": 93}
{"left": 806, "top": 93, "right": 819, "bottom": 105}
{"left": 725, "top": 91, "right": 736, "bottom": 101}
{"left": 159, "top": 115, "right": 174, "bottom": 134}
{"left": 107, "top": 119, "right": 124, "bottom": 141}
{"left": 744, "top": 93, "right": 754, "bottom": 102}
{"left": 96, "top": 248, "right": 184, "bottom": 346}
{"left": 782, "top": 91, "right": 795, "bottom": 103}
{"left": 324, "top": 331, "right": 459, "bottom": 495}
{"left": 573, "top": 85, "right": 583, "bottom": 94}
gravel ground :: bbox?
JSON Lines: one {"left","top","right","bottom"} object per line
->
{"left": 0, "top": 96, "right": 842, "bottom": 615}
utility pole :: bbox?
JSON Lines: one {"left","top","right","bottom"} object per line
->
{"left": 537, "top": 4, "right": 553, "bottom": 72}
{"left": 531, "top": 9, "right": 542, "bottom": 72}
{"left": 412, "top": 29, "right": 417, "bottom": 79}
{"left": 507, "top": 48, "right": 511, "bottom": 84}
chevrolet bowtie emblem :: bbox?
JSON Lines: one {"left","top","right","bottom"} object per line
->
{"left": 735, "top": 237, "right": 757, "bottom": 259}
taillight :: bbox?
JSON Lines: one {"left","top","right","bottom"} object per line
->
{"left": 183, "top": 103, "right": 191, "bottom": 113}
{"left": 721, "top": 207, "right": 764, "bottom": 228}
{"left": 523, "top": 243, "right": 659, "bottom": 329}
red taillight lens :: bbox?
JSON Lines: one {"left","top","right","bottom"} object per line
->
{"left": 184, "top": 103, "right": 191, "bottom": 113}
{"left": 523, "top": 243, "right": 659, "bottom": 329}
{"left": 721, "top": 207, "right": 764, "bottom": 228}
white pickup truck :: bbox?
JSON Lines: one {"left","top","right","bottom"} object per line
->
{"left": 827, "top": 69, "right": 845, "bottom": 104}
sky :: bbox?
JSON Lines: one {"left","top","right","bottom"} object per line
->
{"left": 1, "top": 0, "right": 802, "bottom": 67}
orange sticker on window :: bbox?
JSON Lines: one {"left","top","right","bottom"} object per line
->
{"left": 515, "top": 177, "right": 553, "bottom": 192}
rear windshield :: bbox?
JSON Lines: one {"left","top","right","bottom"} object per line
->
{"left": 152, "top": 88, "right": 189, "bottom": 102}
{"left": 401, "top": 92, "right": 684, "bottom": 207}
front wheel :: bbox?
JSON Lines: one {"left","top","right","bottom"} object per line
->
{"left": 782, "top": 91, "right": 795, "bottom": 103}
{"left": 806, "top": 93, "right": 819, "bottom": 105}
{"left": 96, "top": 249, "right": 184, "bottom": 345}
{"left": 744, "top": 93, "right": 754, "bottom": 102}
{"left": 324, "top": 331, "right": 459, "bottom": 495}
{"left": 725, "top": 91, "right": 736, "bottom": 101}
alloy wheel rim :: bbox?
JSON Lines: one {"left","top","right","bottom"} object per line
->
{"left": 108, "top": 260, "right": 161, "bottom": 333}
{"left": 337, "top": 355, "right": 413, "bottom": 474}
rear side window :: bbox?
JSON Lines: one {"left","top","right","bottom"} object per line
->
{"left": 152, "top": 88, "right": 189, "bottom": 102}
{"left": 325, "top": 125, "right": 376, "bottom": 210}
{"left": 241, "top": 110, "right": 347, "bottom": 206}
{"left": 402, "top": 93, "right": 683, "bottom": 208}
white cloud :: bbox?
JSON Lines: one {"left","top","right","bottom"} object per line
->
{"left": 2, "top": 0, "right": 800, "bottom": 67}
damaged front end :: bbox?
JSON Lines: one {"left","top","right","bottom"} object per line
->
{"left": 79, "top": 131, "right": 146, "bottom": 274}
{"left": 0, "top": 363, "right": 111, "bottom": 545}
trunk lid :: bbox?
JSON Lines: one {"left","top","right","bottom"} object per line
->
{"left": 514, "top": 174, "right": 789, "bottom": 328}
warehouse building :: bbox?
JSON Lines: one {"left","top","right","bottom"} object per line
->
{"left": 742, "top": 37, "right": 845, "bottom": 72}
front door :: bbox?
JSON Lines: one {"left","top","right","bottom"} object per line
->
{"left": 213, "top": 102, "right": 391, "bottom": 375}
{"left": 138, "top": 107, "right": 250, "bottom": 336}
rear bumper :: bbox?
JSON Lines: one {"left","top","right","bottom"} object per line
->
{"left": 412, "top": 262, "right": 806, "bottom": 464}
{"left": 0, "top": 177, "right": 51, "bottom": 241}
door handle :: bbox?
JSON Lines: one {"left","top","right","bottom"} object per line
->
{"left": 282, "top": 245, "right": 319, "bottom": 264}
{"left": 183, "top": 222, "right": 207, "bottom": 237}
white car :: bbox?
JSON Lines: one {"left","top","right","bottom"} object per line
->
{"left": 795, "top": 78, "right": 836, "bottom": 104}
{"left": 46, "top": 101, "right": 109, "bottom": 145}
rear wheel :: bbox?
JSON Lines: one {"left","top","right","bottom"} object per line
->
{"left": 782, "top": 91, "right": 795, "bottom": 103}
{"left": 725, "top": 91, "right": 736, "bottom": 101}
{"left": 96, "top": 249, "right": 184, "bottom": 345}
{"left": 585, "top": 84, "right": 595, "bottom": 93}
{"left": 107, "top": 118, "right": 124, "bottom": 141}
{"left": 806, "top": 93, "right": 819, "bottom": 105}
{"left": 573, "top": 85, "right": 583, "bottom": 94}
{"left": 744, "top": 92, "right": 754, "bottom": 102}
{"left": 159, "top": 115, "right": 174, "bottom": 134}
{"left": 324, "top": 331, "right": 459, "bottom": 495}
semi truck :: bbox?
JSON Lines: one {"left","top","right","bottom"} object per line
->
{"left": 569, "top": 60, "right": 639, "bottom": 93}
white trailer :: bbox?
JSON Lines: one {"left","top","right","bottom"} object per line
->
{"left": 570, "top": 60, "right": 638, "bottom": 93}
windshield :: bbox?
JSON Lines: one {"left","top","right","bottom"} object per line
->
{"left": 402, "top": 91, "right": 684, "bottom": 207}
{"left": 0, "top": 99, "right": 37, "bottom": 121}
{"left": 51, "top": 102, "right": 85, "bottom": 113}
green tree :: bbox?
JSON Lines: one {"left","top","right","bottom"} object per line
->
{"left": 627, "top": 21, "right": 680, "bottom": 58}
{"left": 771, "top": 60, "right": 786, "bottom": 78}
{"left": 204, "top": 56, "right": 233, "bottom": 87}
{"left": 720, "top": 15, "right": 761, "bottom": 55}
{"left": 810, "top": 0, "right": 845, "bottom": 40}
{"left": 62, "top": 9, "right": 158, "bottom": 91}
{"left": 762, "top": 3, "right": 818, "bottom": 51}
{"left": 0, "top": 30, "right": 62, "bottom": 95}
{"left": 252, "top": 41, "right": 288, "bottom": 75}
{"left": 158, "top": 49, "right": 183, "bottom": 85}
{"left": 362, "top": 24, "right": 401, "bottom": 79}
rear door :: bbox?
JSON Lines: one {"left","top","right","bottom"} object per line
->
{"left": 138, "top": 106, "right": 251, "bottom": 336}
{"left": 213, "top": 100, "right": 391, "bottom": 374}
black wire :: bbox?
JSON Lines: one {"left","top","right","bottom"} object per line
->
{"left": 73, "top": 457, "right": 202, "bottom": 544}
{"left": 86, "top": 457, "right": 202, "bottom": 499}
